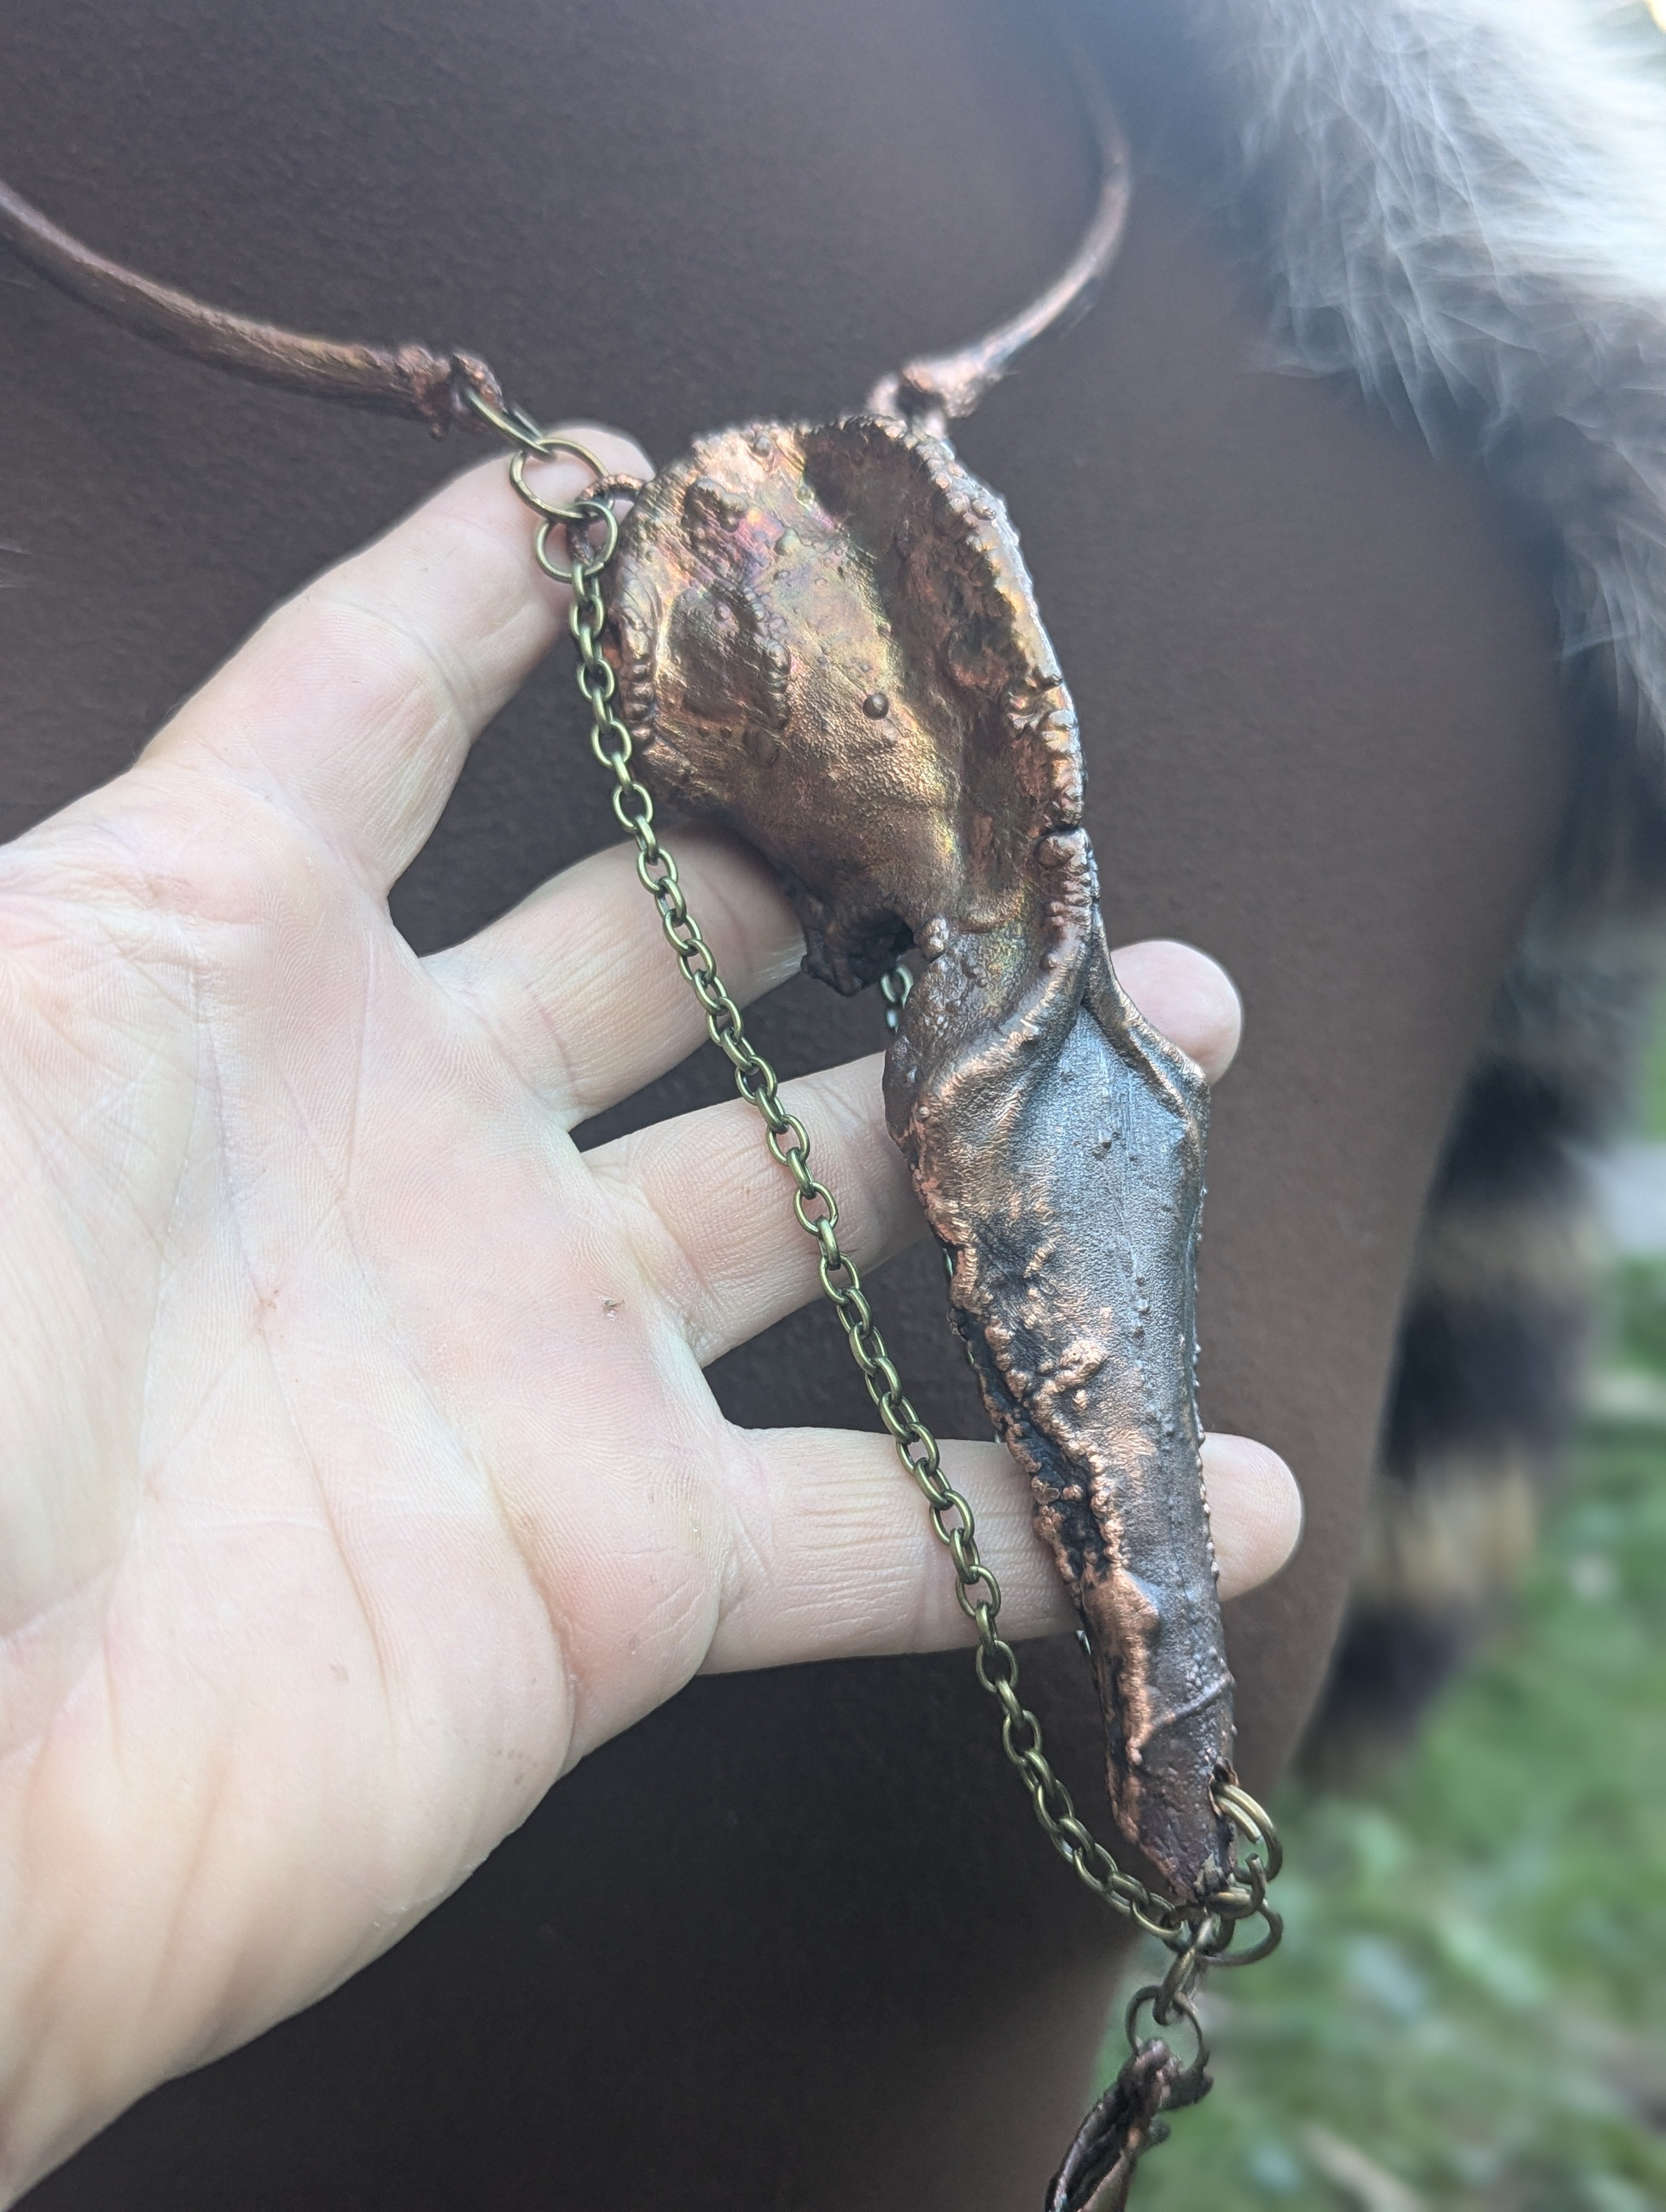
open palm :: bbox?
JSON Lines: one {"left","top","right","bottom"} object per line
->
{"left": 0, "top": 436, "right": 1298, "bottom": 2197}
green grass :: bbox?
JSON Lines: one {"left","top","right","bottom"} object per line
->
{"left": 1113, "top": 1266, "right": 1666, "bottom": 2209}
{"left": 1638, "top": 1018, "right": 1666, "bottom": 1142}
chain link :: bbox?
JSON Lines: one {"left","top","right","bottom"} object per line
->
{"left": 539, "top": 481, "right": 1281, "bottom": 1977}
{"left": 879, "top": 961, "right": 913, "bottom": 1032}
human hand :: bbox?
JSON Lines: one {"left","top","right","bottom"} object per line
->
{"left": 0, "top": 434, "right": 1299, "bottom": 2195}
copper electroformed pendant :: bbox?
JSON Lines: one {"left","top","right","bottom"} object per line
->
{"left": 607, "top": 415, "right": 1233, "bottom": 1899}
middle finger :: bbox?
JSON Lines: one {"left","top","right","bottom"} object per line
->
{"left": 428, "top": 827, "right": 804, "bottom": 1126}
{"left": 434, "top": 822, "right": 1244, "bottom": 1147}
{"left": 586, "top": 938, "right": 1244, "bottom": 1368}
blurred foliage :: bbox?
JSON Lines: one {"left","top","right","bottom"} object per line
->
{"left": 1641, "top": 1015, "right": 1666, "bottom": 1142}
{"left": 1611, "top": 1259, "right": 1666, "bottom": 1376}
{"left": 1108, "top": 1268, "right": 1666, "bottom": 2210}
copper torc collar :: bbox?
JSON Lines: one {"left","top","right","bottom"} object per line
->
{"left": 0, "top": 54, "right": 1127, "bottom": 436}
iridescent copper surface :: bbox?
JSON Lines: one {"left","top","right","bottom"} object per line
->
{"left": 608, "top": 415, "right": 1235, "bottom": 1901}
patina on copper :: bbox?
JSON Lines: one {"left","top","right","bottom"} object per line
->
{"left": 0, "top": 173, "right": 503, "bottom": 432}
{"left": 606, "top": 415, "right": 1236, "bottom": 1902}
{"left": 0, "top": 57, "right": 1127, "bottom": 442}
{"left": 1045, "top": 2040, "right": 1193, "bottom": 2212}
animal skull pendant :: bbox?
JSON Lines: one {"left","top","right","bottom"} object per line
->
{"left": 606, "top": 414, "right": 1236, "bottom": 1903}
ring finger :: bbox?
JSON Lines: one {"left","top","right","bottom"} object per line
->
{"left": 437, "top": 825, "right": 1244, "bottom": 1144}
{"left": 588, "top": 927, "right": 1245, "bottom": 1369}
{"left": 429, "top": 828, "right": 805, "bottom": 1128}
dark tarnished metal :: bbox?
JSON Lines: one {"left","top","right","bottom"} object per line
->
{"left": 0, "top": 26, "right": 1127, "bottom": 443}
{"left": 606, "top": 415, "right": 1236, "bottom": 1901}
{"left": 1045, "top": 2040, "right": 1194, "bottom": 2212}
{"left": 0, "top": 174, "right": 502, "bottom": 432}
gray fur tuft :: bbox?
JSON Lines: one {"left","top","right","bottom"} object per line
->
{"left": 1187, "top": 0, "right": 1666, "bottom": 766}
{"left": 1151, "top": 0, "right": 1666, "bottom": 1750}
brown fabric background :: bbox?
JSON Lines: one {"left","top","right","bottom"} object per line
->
{"left": 0, "top": 0, "right": 1568, "bottom": 2201}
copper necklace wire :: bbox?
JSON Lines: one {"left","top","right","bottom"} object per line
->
{"left": 865, "top": 30, "right": 1131, "bottom": 432}
{"left": 0, "top": 171, "right": 506, "bottom": 432}
{"left": 0, "top": 39, "right": 1128, "bottom": 438}
{"left": 0, "top": 33, "right": 1283, "bottom": 2208}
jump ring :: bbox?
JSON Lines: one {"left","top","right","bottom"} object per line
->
{"left": 536, "top": 500, "right": 620, "bottom": 586}
{"left": 510, "top": 436, "right": 608, "bottom": 520}
{"left": 1124, "top": 1986, "right": 1208, "bottom": 2086}
{"left": 1197, "top": 1901, "right": 1284, "bottom": 1970}
{"left": 1214, "top": 1778, "right": 1284, "bottom": 1889}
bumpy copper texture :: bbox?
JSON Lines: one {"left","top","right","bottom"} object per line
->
{"left": 608, "top": 415, "right": 1235, "bottom": 1902}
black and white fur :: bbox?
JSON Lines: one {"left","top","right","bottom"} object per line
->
{"left": 1155, "top": 0, "right": 1666, "bottom": 1750}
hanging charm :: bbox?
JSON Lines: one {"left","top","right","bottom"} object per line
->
{"left": 604, "top": 413, "right": 1234, "bottom": 1899}
{"left": 1046, "top": 2041, "right": 1202, "bottom": 2212}
{"left": 538, "top": 446, "right": 1285, "bottom": 2210}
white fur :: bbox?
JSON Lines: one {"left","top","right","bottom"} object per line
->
{"left": 1144, "top": 1, "right": 1666, "bottom": 1705}
{"left": 1184, "top": 0, "right": 1666, "bottom": 757}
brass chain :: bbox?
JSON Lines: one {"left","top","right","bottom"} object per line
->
{"left": 488, "top": 413, "right": 1284, "bottom": 2112}
{"left": 542, "top": 483, "right": 1282, "bottom": 1968}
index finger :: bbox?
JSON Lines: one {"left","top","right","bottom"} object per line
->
{"left": 141, "top": 422, "right": 650, "bottom": 892}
